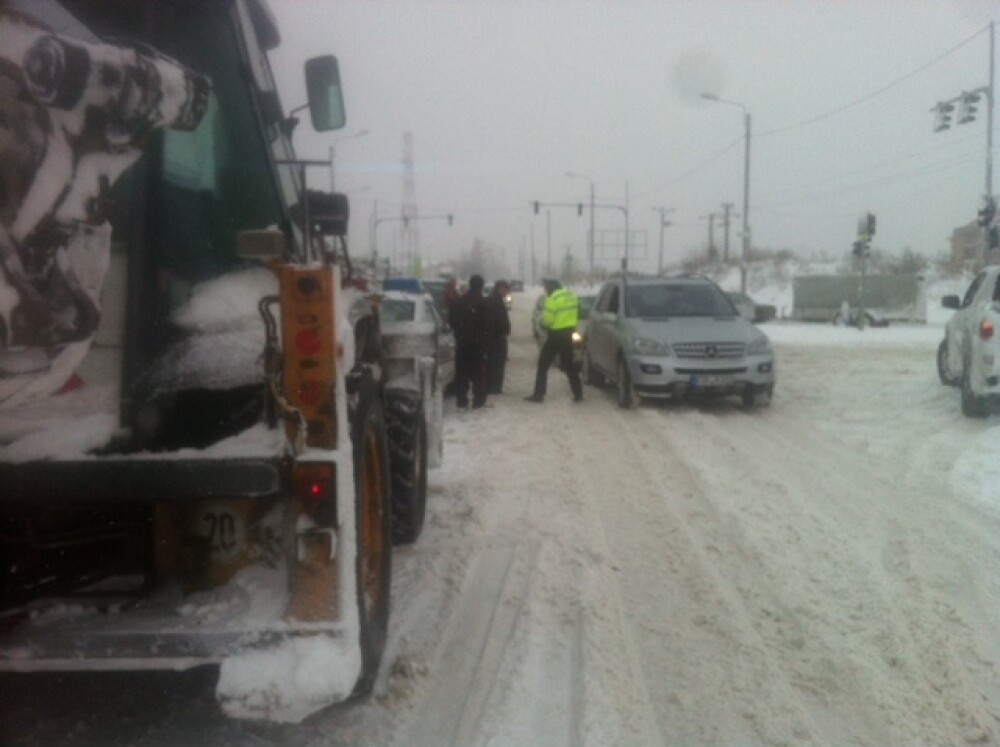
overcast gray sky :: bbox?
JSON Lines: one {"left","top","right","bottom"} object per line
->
{"left": 270, "top": 0, "right": 1000, "bottom": 276}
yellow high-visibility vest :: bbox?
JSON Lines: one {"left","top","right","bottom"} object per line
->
{"left": 542, "top": 289, "right": 579, "bottom": 331}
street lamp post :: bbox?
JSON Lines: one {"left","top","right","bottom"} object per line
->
{"left": 701, "top": 93, "right": 751, "bottom": 293}
{"left": 328, "top": 128, "right": 369, "bottom": 191}
{"left": 652, "top": 207, "right": 673, "bottom": 275}
{"left": 565, "top": 171, "right": 596, "bottom": 275}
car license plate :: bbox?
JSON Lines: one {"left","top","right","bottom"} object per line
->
{"left": 195, "top": 501, "right": 247, "bottom": 563}
{"left": 690, "top": 374, "right": 732, "bottom": 388}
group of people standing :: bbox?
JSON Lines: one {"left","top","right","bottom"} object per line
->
{"left": 447, "top": 275, "right": 511, "bottom": 409}
{"left": 447, "top": 276, "right": 581, "bottom": 409}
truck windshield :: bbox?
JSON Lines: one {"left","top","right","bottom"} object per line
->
{"left": 625, "top": 284, "right": 735, "bottom": 318}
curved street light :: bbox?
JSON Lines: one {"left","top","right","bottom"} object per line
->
{"left": 701, "top": 93, "right": 751, "bottom": 293}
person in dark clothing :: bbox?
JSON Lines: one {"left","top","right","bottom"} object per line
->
{"left": 486, "top": 280, "right": 511, "bottom": 394}
{"left": 443, "top": 278, "right": 460, "bottom": 313}
{"left": 449, "top": 274, "right": 490, "bottom": 409}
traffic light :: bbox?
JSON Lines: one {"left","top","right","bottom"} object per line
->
{"left": 577, "top": 203, "right": 583, "bottom": 216}
{"left": 533, "top": 201, "right": 540, "bottom": 215}
{"left": 958, "top": 92, "right": 980, "bottom": 124}
{"left": 978, "top": 196, "right": 996, "bottom": 227}
{"left": 447, "top": 214, "right": 453, "bottom": 226}
{"left": 933, "top": 101, "right": 955, "bottom": 132}
{"left": 856, "top": 212, "right": 877, "bottom": 241}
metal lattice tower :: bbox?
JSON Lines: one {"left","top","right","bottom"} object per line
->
{"left": 399, "top": 131, "right": 419, "bottom": 274}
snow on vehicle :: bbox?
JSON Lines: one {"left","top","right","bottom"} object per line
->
{"left": 938, "top": 266, "right": 1000, "bottom": 417}
{"left": 0, "top": 0, "right": 428, "bottom": 723}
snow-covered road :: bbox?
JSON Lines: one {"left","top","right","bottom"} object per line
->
{"left": 7, "top": 297, "right": 1000, "bottom": 746}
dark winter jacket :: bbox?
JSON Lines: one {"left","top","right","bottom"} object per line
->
{"left": 449, "top": 290, "right": 490, "bottom": 347}
{"left": 486, "top": 293, "right": 511, "bottom": 339}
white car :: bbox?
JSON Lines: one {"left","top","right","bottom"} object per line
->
{"left": 938, "top": 266, "right": 1000, "bottom": 417}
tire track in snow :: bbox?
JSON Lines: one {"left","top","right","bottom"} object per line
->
{"left": 397, "top": 540, "right": 542, "bottom": 747}
{"left": 573, "top": 400, "right": 830, "bottom": 746}
{"left": 642, "top": 379, "right": 1000, "bottom": 745}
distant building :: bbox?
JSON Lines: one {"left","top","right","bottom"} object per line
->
{"left": 951, "top": 221, "right": 983, "bottom": 269}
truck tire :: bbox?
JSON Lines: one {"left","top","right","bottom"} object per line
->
{"left": 961, "top": 359, "right": 989, "bottom": 418}
{"left": 385, "top": 390, "right": 428, "bottom": 545}
{"left": 350, "top": 371, "right": 392, "bottom": 696}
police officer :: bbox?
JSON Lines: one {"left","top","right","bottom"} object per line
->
{"left": 525, "top": 279, "right": 583, "bottom": 403}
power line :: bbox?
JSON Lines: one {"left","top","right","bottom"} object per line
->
{"left": 754, "top": 151, "right": 982, "bottom": 212}
{"left": 754, "top": 130, "right": 983, "bottom": 199}
{"left": 758, "top": 24, "right": 990, "bottom": 138}
{"left": 633, "top": 135, "right": 743, "bottom": 199}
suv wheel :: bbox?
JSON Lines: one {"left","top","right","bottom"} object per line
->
{"left": 961, "top": 358, "right": 988, "bottom": 418}
{"left": 937, "top": 340, "right": 958, "bottom": 387}
{"left": 617, "top": 357, "right": 634, "bottom": 409}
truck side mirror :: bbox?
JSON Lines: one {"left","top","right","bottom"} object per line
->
{"left": 305, "top": 56, "right": 346, "bottom": 132}
{"left": 941, "top": 295, "right": 961, "bottom": 310}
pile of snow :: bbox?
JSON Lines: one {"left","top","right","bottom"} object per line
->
{"left": 171, "top": 267, "right": 277, "bottom": 333}
{"left": 217, "top": 634, "right": 360, "bottom": 723}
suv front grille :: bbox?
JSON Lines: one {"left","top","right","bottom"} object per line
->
{"left": 673, "top": 342, "right": 745, "bottom": 360}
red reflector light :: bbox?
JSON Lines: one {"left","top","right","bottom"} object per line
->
{"left": 293, "top": 463, "right": 335, "bottom": 503}
{"left": 295, "top": 328, "right": 323, "bottom": 356}
{"left": 981, "top": 320, "right": 995, "bottom": 340}
{"left": 297, "top": 380, "right": 324, "bottom": 406}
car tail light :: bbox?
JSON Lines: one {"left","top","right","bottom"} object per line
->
{"left": 980, "top": 319, "right": 995, "bottom": 340}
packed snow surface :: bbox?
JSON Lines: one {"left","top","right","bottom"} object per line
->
{"left": 12, "top": 279, "right": 1000, "bottom": 746}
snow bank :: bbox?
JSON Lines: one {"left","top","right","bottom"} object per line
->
{"left": 766, "top": 321, "right": 943, "bottom": 348}
{"left": 950, "top": 425, "right": 1000, "bottom": 515}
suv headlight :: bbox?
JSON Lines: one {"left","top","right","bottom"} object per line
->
{"left": 633, "top": 336, "right": 669, "bottom": 356}
{"left": 747, "top": 335, "right": 772, "bottom": 355}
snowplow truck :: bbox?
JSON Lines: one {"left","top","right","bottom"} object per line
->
{"left": 0, "top": 0, "right": 429, "bottom": 722}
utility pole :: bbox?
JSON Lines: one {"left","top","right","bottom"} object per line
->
{"left": 652, "top": 207, "right": 674, "bottom": 275}
{"left": 546, "top": 209, "right": 552, "bottom": 276}
{"left": 703, "top": 212, "right": 717, "bottom": 261}
{"left": 720, "top": 202, "right": 734, "bottom": 262}
{"left": 989, "top": 20, "right": 995, "bottom": 200}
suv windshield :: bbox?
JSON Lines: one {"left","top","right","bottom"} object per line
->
{"left": 625, "top": 283, "right": 735, "bottom": 318}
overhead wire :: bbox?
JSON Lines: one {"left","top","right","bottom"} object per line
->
{"left": 754, "top": 130, "right": 984, "bottom": 199}
{"left": 634, "top": 23, "right": 990, "bottom": 204}
{"left": 757, "top": 24, "right": 990, "bottom": 138}
{"left": 754, "top": 151, "right": 982, "bottom": 212}
{"left": 633, "top": 135, "right": 744, "bottom": 199}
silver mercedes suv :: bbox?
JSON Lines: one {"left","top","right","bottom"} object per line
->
{"left": 582, "top": 275, "right": 776, "bottom": 408}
